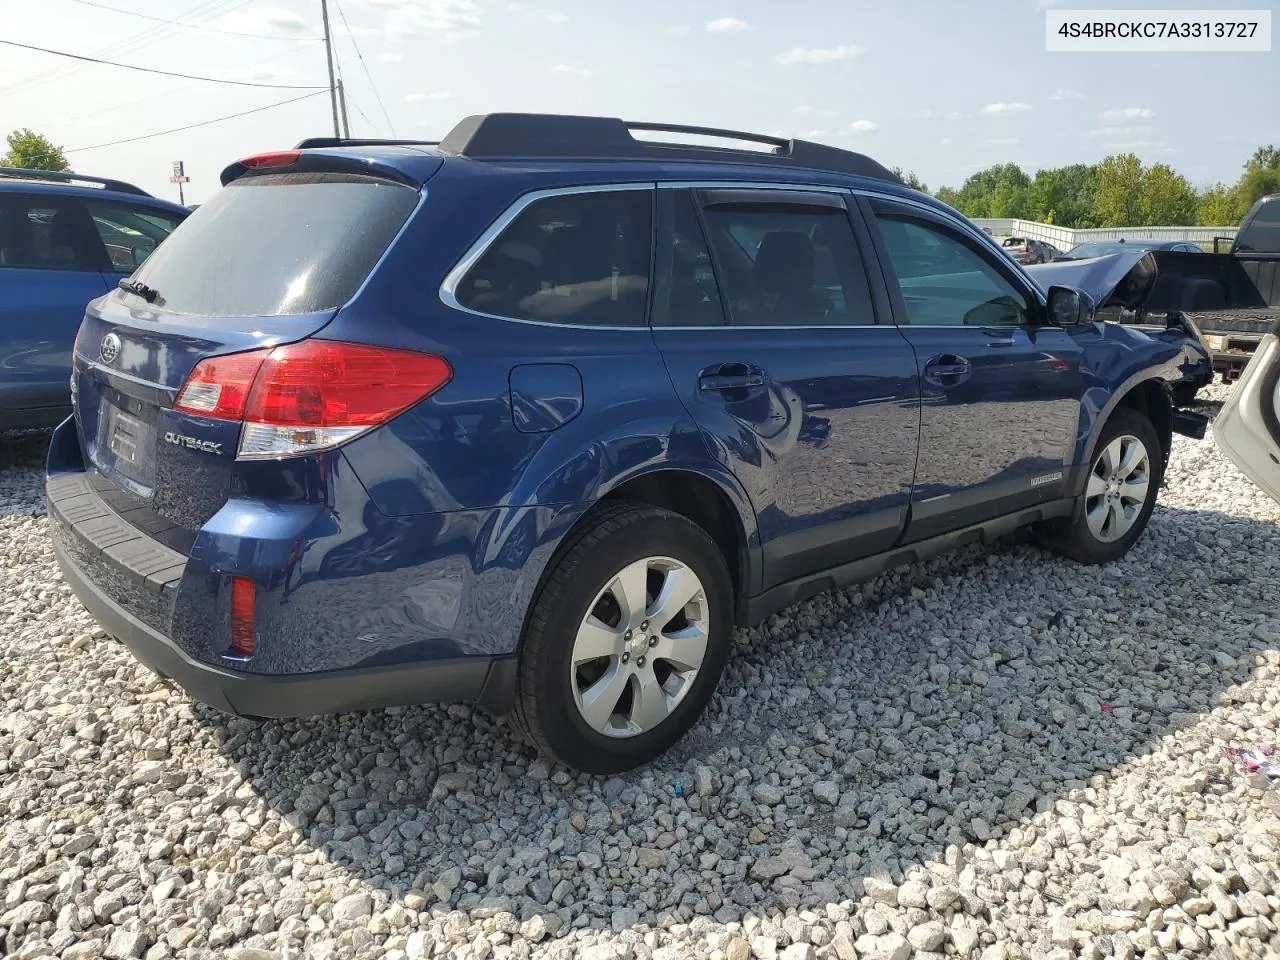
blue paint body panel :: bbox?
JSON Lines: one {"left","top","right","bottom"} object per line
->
{"left": 0, "top": 179, "right": 188, "bottom": 429}
{"left": 46, "top": 143, "right": 1213, "bottom": 714}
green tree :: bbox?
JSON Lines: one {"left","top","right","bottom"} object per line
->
{"left": 1235, "top": 144, "right": 1280, "bottom": 211}
{"left": 1028, "top": 163, "right": 1099, "bottom": 228}
{"left": 943, "top": 163, "right": 1031, "bottom": 219}
{"left": 1139, "top": 162, "right": 1198, "bottom": 225}
{"left": 2, "top": 129, "right": 70, "bottom": 171}
{"left": 891, "top": 167, "right": 928, "bottom": 193}
{"left": 1197, "top": 183, "right": 1246, "bottom": 226}
{"left": 1092, "top": 153, "right": 1145, "bottom": 226}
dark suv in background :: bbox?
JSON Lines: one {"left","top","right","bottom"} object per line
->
{"left": 48, "top": 114, "right": 1210, "bottom": 773}
{"left": 0, "top": 168, "right": 187, "bottom": 431}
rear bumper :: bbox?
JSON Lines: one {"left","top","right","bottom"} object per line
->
{"left": 53, "top": 536, "right": 516, "bottom": 718}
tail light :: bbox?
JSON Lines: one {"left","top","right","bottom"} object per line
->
{"left": 229, "top": 576, "right": 256, "bottom": 657}
{"left": 174, "top": 340, "right": 452, "bottom": 459}
{"left": 239, "top": 150, "right": 301, "bottom": 169}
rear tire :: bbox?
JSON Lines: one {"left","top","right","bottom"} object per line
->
{"left": 512, "top": 501, "right": 733, "bottom": 775}
{"left": 1039, "top": 407, "right": 1163, "bottom": 564}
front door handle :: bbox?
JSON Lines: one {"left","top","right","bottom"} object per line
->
{"left": 924, "top": 354, "right": 971, "bottom": 386}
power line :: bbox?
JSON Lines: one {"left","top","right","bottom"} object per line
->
{"left": 68, "top": 0, "right": 322, "bottom": 41}
{"left": 45, "top": 42, "right": 322, "bottom": 127}
{"left": 332, "top": 0, "right": 395, "bottom": 135}
{"left": 0, "top": 39, "right": 327, "bottom": 89}
{"left": 0, "top": 0, "right": 248, "bottom": 98}
{"left": 66, "top": 90, "right": 327, "bottom": 152}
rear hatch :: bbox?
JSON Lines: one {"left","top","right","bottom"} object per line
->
{"left": 73, "top": 163, "right": 429, "bottom": 549}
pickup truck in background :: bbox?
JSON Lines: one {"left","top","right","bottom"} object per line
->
{"left": 1027, "top": 194, "right": 1280, "bottom": 385}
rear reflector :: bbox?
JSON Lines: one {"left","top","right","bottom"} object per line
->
{"left": 229, "top": 576, "right": 256, "bottom": 657}
{"left": 173, "top": 340, "right": 452, "bottom": 459}
{"left": 239, "top": 150, "right": 301, "bottom": 169}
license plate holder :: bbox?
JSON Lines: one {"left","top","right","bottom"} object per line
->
{"left": 107, "top": 408, "right": 142, "bottom": 464}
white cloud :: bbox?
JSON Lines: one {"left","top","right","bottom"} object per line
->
{"left": 940, "top": 137, "right": 952, "bottom": 145}
{"left": 1088, "top": 125, "right": 1153, "bottom": 137}
{"left": 1099, "top": 107, "right": 1156, "bottom": 122}
{"left": 982, "top": 102, "right": 1030, "bottom": 116}
{"left": 367, "top": 0, "right": 481, "bottom": 40}
{"left": 1048, "top": 88, "right": 1083, "bottom": 100}
{"left": 985, "top": 137, "right": 1019, "bottom": 144}
{"left": 213, "top": 7, "right": 311, "bottom": 34}
{"left": 796, "top": 104, "right": 814, "bottom": 113}
{"left": 231, "top": 65, "right": 297, "bottom": 82}
{"left": 542, "top": 11, "right": 568, "bottom": 22}
{"left": 406, "top": 91, "right": 454, "bottom": 102}
{"left": 380, "top": 52, "right": 405, "bottom": 62}
{"left": 774, "top": 45, "right": 861, "bottom": 65}
{"left": 801, "top": 129, "right": 827, "bottom": 139}
{"left": 846, "top": 119, "right": 879, "bottom": 135}
{"left": 947, "top": 111, "right": 968, "bottom": 120}
{"left": 705, "top": 16, "right": 750, "bottom": 32}
{"left": 550, "top": 63, "right": 591, "bottom": 76}
{"left": 664, "top": 23, "right": 690, "bottom": 34}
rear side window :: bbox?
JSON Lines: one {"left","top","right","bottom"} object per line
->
{"left": 698, "top": 197, "right": 875, "bottom": 326}
{"left": 455, "top": 189, "right": 653, "bottom": 326}
{"left": 87, "top": 201, "right": 184, "bottom": 272}
{"left": 0, "top": 197, "right": 107, "bottom": 272}
{"left": 129, "top": 172, "right": 418, "bottom": 317}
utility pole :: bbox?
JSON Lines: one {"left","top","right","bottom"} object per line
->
{"left": 319, "top": 0, "right": 341, "bottom": 137}
{"left": 336, "top": 78, "right": 351, "bottom": 138}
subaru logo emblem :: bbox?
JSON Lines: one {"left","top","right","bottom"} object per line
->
{"left": 99, "top": 333, "right": 122, "bottom": 364}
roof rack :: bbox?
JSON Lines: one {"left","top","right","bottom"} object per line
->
{"left": 294, "top": 137, "right": 441, "bottom": 150}
{"left": 0, "top": 167, "right": 151, "bottom": 197}
{"left": 435, "top": 113, "right": 901, "bottom": 183}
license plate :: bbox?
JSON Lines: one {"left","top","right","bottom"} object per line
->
{"left": 107, "top": 409, "right": 142, "bottom": 464}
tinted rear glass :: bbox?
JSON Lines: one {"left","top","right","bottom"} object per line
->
{"left": 129, "top": 172, "right": 418, "bottom": 317}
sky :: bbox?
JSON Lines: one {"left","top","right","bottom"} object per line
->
{"left": 2, "top": 0, "right": 1277, "bottom": 204}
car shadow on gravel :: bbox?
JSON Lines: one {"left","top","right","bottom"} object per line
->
{"left": 198, "top": 499, "right": 1280, "bottom": 932}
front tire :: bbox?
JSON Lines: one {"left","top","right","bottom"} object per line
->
{"left": 512, "top": 502, "right": 734, "bottom": 774}
{"left": 1039, "top": 407, "right": 1163, "bottom": 564}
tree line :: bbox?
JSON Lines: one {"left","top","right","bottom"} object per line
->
{"left": 898, "top": 146, "right": 1280, "bottom": 228}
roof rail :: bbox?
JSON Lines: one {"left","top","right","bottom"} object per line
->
{"left": 435, "top": 113, "right": 902, "bottom": 183}
{"left": 0, "top": 167, "right": 151, "bottom": 197}
{"left": 294, "top": 137, "right": 441, "bottom": 150}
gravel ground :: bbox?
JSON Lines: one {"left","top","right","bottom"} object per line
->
{"left": 3, "top": 382, "right": 1280, "bottom": 960}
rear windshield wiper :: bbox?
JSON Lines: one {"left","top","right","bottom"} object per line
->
{"left": 118, "top": 278, "right": 160, "bottom": 303}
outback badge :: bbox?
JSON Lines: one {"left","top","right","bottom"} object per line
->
{"left": 163, "top": 432, "right": 223, "bottom": 455}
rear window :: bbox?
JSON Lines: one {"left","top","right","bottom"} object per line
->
{"left": 129, "top": 172, "right": 418, "bottom": 317}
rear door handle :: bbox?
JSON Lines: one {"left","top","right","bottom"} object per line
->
{"left": 698, "top": 363, "right": 766, "bottom": 393}
{"left": 699, "top": 373, "right": 765, "bottom": 392}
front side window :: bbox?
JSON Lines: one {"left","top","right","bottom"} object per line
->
{"left": 0, "top": 197, "right": 106, "bottom": 272}
{"left": 87, "top": 202, "right": 184, "bottom": 273}
{"left": 456, "top": 189, "right": 653, "bottom": 326}
{"left": 698, "top": 199, "right": 875, "bottom": 326}
{"left": 873, "top": 213, "right": 1032, "bottom": 327}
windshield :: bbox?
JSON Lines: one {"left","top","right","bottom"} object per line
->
{"left": 128, "top": 171, "right": 419, "bottom": 317}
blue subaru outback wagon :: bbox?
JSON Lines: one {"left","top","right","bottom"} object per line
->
{"left": 48, "top": 114, "right": 1212, "bottom": 773}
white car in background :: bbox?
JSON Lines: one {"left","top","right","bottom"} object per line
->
{"left": 1215, "top": 324, "right": 1280, "bottom": 503}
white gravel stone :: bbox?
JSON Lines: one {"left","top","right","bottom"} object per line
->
{"left": 3, "top": 385, "right": 1280, "bottom": 959}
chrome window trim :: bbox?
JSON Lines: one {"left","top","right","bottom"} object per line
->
{"left": 438, "top": 182, "right": 657, "bottom": 330}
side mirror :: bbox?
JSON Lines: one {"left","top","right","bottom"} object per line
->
{"left": 131, "top": 245, "right": 152, "bottom": 266}
{"left": 1046, "top": 285, "right": 1096, "bottom": 326}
